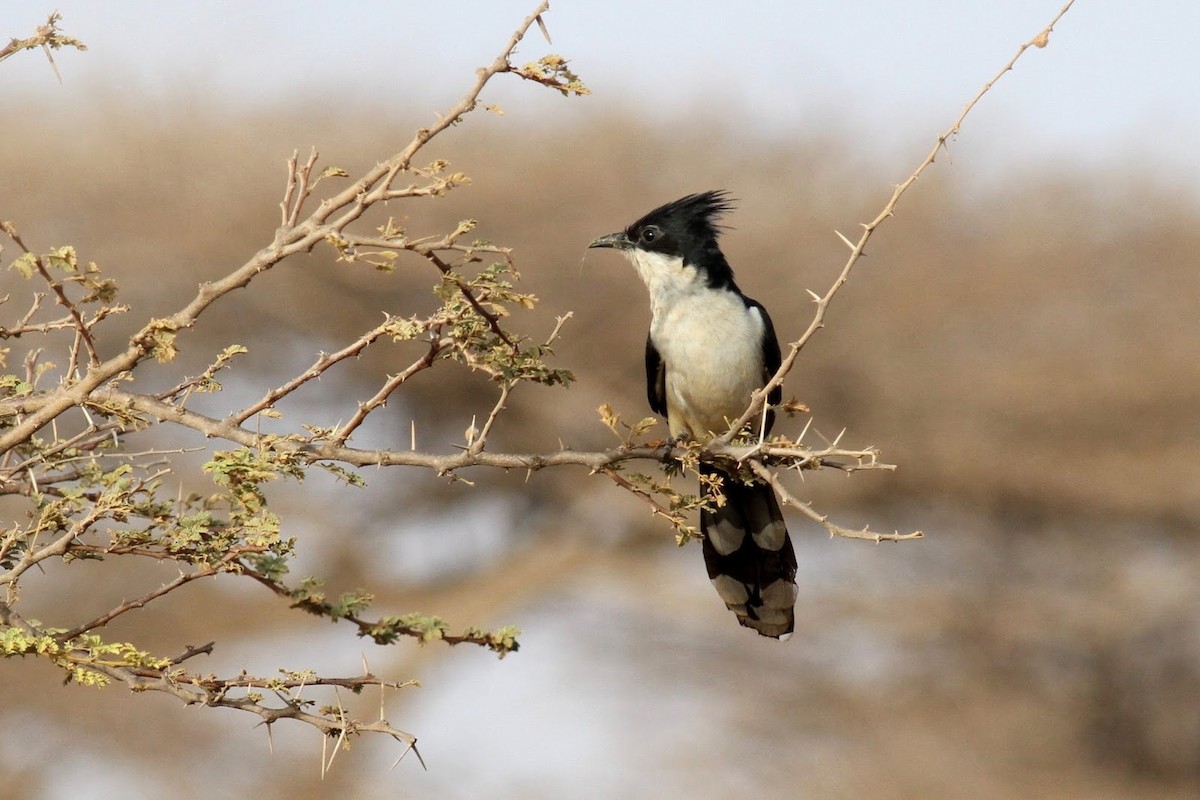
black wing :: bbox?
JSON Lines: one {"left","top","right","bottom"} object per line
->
{"left": 748, "top": 298, "right": 782, "bottom": 434}
{"left": 644, "top": 335, "right": 667, "bottom": 416}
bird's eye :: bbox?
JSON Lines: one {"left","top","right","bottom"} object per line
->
{"left": 641, "top": 226, "right": 660, "bottom": 243}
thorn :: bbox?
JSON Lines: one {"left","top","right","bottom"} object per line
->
{"left": 797, "top": 416, "right": 814, "bottom": 442}
{"left": 377, "top": 672, "right": 387, "bottom": 723}
{"left": 324, "top": 689, "right": 348, "bottom": 775}
{"left": 830, "top": 427, "right": 847, "bottom": 448}
{"left": 41, "top": 44, "right": 63, "bottom": 85}
{"left": 805, "top": 288, "right": 821, "bottom": 302}
{"left": 535, "top": 14, "right": 553, "bottom": 44}
{"left": 391, "top": 738, "right": 427, "bottom": 771}
{"left": 834, "top": 229, "right": 856, "bottom": 250}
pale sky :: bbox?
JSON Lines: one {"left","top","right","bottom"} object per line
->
{"left": 5, "top": 1, "right": 1198, "bottom": 184}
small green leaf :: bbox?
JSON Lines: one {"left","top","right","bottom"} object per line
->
{"left": 10, "top": 253, "right": 37, "bottom": 278}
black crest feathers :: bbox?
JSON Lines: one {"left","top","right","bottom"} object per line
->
{"left": 625, "top": 190, "right": 737, "bottom": 287}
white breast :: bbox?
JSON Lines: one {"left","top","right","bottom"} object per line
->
{"left": 628, "top": 250, "right": 766, "bottom": 439}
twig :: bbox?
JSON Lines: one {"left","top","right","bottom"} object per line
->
{"left": 238, "top": 565, "right": 522, "bottom": 653}
{"left": 83, "top": 657, "right": 422, "bottom": 753}
{"left": 422, "top": 250, "right": 517, "bottom": 349}
{"left": 0, "top": 1, "right": 552, "bottom": 458}
{"left": 747, "top": 460, "right": 923, "bottom": 543}
{"left": 279, "top": 148, "right": 320, "bottom": 227}
{"left": 233, "top": 317, "right": 427, "bottom": 425}
{"left": 468, "top": 380, "right": 515, "bottom": 455}
{"left": 166, "top": 641, "right": 216, "bottom": 665}
{"left": 601, "top": 467, "right": 692, "bottom": 533}
{"left": 59, "top": 566, "right": 220, "bottom": 639}
{"left": 0, "top": 12, "right": 87, "bottom": 70}
{"left": 332, "top": 337, "right": 449, "bottom": 445}
{"left": 2, "top": 226, "right": 100, "bottom": 366}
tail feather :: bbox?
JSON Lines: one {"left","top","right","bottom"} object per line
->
{"left": 699, "top": 465, "right": 797, "bottom": 639}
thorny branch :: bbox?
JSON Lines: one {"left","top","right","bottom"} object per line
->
{"left": 0, "top": 12, "right": 87, "bottom": 80}
{"left": 0, "top": 0, "right": 566, "bottom": 765}
{"left": 0, "top": 0, "right": 565, "bottom": 458}
{"left": 6, "top": 383, "right": 900, "bottom": 480}
{"left": 83, "top": 654, "right": 424, "bottom": 769}
{"left": 2, "top": 225, "right": 101, "bottom": 367}
{"left": 747, "top": 460, "right": 921, "bottom": 543}
{"left": 718, "top": 0, "right": 1078, "bottom": 442}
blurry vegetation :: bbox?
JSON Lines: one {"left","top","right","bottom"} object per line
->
{"left": 2, "top": 4, "right": 1199, "bottom": 800}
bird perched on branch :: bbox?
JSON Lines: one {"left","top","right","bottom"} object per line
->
{"left": 588, "top": 191, "right": 798, "bottom": 639}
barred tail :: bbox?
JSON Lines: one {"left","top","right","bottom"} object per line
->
{"left": 699, "top": 465, "right": 797, "bottom": 639}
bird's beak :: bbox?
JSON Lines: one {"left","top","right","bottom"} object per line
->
{"left": 587, "top": 231, "right": 633, "bottom": 250}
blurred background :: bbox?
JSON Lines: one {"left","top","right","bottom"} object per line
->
{"left": 3, "top": 1, "right": 1199, "bottom": 798}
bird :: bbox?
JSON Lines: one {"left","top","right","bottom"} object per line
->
{"left": 588, "top": 190, "right": 798, "bottom": 639}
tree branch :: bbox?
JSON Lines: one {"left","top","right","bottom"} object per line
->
{"left": 718, "top": 0, "right": 1079, "bottom": 443}
{"left": 747, "top": 459, "right": 922, "bottom": 542}
{"left": 0, "top": 1, "right": 553, "bottom": 459}
{"left": 0, "top": 12, "right": 87, "bottom": 74}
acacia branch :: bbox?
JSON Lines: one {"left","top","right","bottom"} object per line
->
{"left": 718, "top": 0, "right": 1078, "bottom": 443}
{"left": 0, "top": 1, "right": 552, "bottom": 459}
{"left": 747, "top": 460, "right": 923, "bottom": 543}
{"left": 332, "top": 337, "right": 451, "bottom": 445}
{"left": 0, "top": 488, "right": 114, "bottom": 586}
{"left": 0, "top": 12, "right": 87, "bottom": 72}
{"left": 422, "top": 249, "right": 517, "bottom": 349}
{"left": 60, "top": 386, "right": 888, "bottom": 484}
{"left": 233, "top": 317, "right": 431, "bottom": 425}
{"left": 83, "top": 657, "right": 422, "bottom": 756}
{"left": 239, "top": 566, "right": 520, "bottom": 654}
{"left": 467, "top": 380, "right": 515, "bottom": 454}
{"left": 60, "top": 566, "right": 221, "bottom": 639}
{"left": 2, "top": 225, "right": 100, "bottom": 366}
{"left": 279, "top": 148, "right": 320, "bottom": 227}
{"left": 601, "top": 467, "right": 693, "bottom": 533}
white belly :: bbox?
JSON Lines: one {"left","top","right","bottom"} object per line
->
{"left": 651, "top": 292, "right": 765, "bottom": 439}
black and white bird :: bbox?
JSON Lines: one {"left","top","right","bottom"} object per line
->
{"left": 589, "top": 191, "right": 798, "bottom": 639}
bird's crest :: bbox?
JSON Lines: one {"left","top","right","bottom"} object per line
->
{"left": 627, "top": 190, "right": 734, "bottom": 245}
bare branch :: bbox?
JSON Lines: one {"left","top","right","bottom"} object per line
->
{"left": 279, "top": 148, "right": 320, "bottom": 227}
{"left": 60, "top": 567, "right": 219, "bottom": 639}
{"left": 332, "top": 337, "right": 450, "bottom": 445}
{"left": 468, "top": 380, "right": 516, "bottom": 455}
{"left": 717, "top": 0, "right": 1078, "bottom": 443}
{"left": 233, "top": 317, "right": 426, "bottom": 425}
{"left": 747, "top": 460, "right": 923, "bottom": 543}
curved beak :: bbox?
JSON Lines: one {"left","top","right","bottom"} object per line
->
{"left": 587, "top": 231, "right": 633, "bottom": 250}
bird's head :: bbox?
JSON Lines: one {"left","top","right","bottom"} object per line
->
{"left": 588, "top": 190, "right": 737, "bottom": 290}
